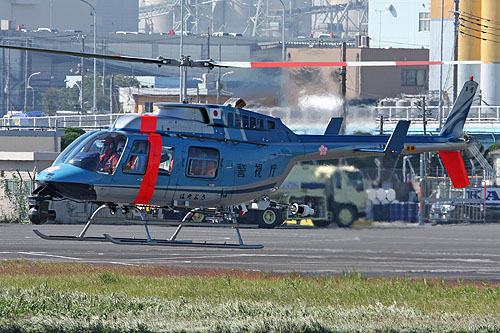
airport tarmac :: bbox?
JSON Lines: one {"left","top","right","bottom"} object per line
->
{"left": 0, "top": 222, "right": 499, "bottom": 280}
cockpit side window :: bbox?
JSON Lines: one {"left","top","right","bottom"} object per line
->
{"left": 64, "top": 131, "right": 127, "bottom": 174}
{"left": 186, "top": 146, "right": 219, "bottom": 178}
{"left": 123, "top": 141, "right": 149, "bottom": 174}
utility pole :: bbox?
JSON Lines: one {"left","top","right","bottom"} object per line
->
{"left": 279, "top": 0, "right": 285, "bottom": 61}
{"left": 453, "top": 0, "right": 459, "bottom": 100}
{"left": 23, "top": 39, "right": 29, "bottom": 112}
{"left": 422, "top": 96, "right": 427, "bottom": 135}
{"left": 6, "top": 40, "right": 10, "bottom": 115}
{"left": 179, "top": 0, "right": 185, "bottom": 103}
{"left": 438, "top": 0, "right": 444, "bottom": 131}
{"left": 339, "top": 41, "right": 347, "bottom": 135}
{"left": 217, "top": 44, "right": 221, "bottom": 104}
{"left": 102, "top": 39, "right": 106, "bottom": 96}
{"left": 109, "top": 73, "right": 114, "bottom": 113}
{"left": 419, "top": 96, "right": 427, "bottom": 225}
{"left": 80, "top": 35, "right": 85, "bottom": 112}
{"left": 0, "top": 38, "right": 4, "bottom": 115}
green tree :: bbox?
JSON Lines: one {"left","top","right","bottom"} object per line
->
{"left": 61, "top": 127, "right": 86, "bottom": 151}
{"left": 42, "top": 74, "right": 140, "bottom": 114}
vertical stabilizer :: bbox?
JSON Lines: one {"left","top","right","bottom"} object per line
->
{"left": 439, "top": 79, "right": 478, "bottom": 138}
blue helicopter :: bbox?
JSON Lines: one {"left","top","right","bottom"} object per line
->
{"left": 0, "top": 43, "right": 477, "bottom": 248}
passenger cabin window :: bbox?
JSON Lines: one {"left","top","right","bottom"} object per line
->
{"left": 187, "top": 147, "right": 219, "bottom": 178}
{"left": 123, "top": 141, "right": 149, "bottom": 174}
{"left": 267, "top": 120, "right": 275, "bottom": 129}
{"left": 159, "top": 146, "right": 175, "bottom": 174}
{"left": 249, "top": 117, "right": 256, "bottom": 129}
{"left": 257, "top": 118, "right": 264, "bottom": 129}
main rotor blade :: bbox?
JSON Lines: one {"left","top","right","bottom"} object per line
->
{"left": 212, "top": 60, "right": 483, "bottom": 68}
{"left": 0, "top": 43, "right": 180, "bottom": 66}
{"left": 0, "top": 43, "right": 484, "bottom": 69}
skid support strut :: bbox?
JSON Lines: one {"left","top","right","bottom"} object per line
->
{"left": 34, "top": 204, "right": 111, "bottom": 242}
{"left": 105, "top": 208, "right": 264, "bottom": 249}
{"left": 35, "top": 205, "right": 263, "bottom": 248}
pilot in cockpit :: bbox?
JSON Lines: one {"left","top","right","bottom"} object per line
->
{"left": 99, "top": 136, "right": 120, "bottom": 173}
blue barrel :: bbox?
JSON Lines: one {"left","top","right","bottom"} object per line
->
{"left": 389, "top": 203, "right": 401, "bottom": 221}
{"left": 373, "top": 204, "right": 382, "bottom": 221}
{"left": 407, "top": 202, "right": 418, "bottom": 223}
{"left": 382, "top": 204, "right": 390, "bottom": 221}
{"left": 400, "top": 202, "right": 408, "bottom": 222}
{"left": 394, "top": 202, "right": 402, "bottom": 221}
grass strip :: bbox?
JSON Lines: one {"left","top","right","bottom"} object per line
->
{"left": 0, "top": 260, "right": 499, "bottom": 332}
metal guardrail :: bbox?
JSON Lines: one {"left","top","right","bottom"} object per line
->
{"left": 375, "top": 105, "right": 500, "bottom": 123}
{"left": 0, "top": 113, "right": 124, "bottom": 130}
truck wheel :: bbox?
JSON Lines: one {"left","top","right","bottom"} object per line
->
{"left": 258, "top": 208, "right": 284, "bottom": 229}
{"left": 335, "top": 206, "right": 356, "bottom": 228}
{"left": 313, "top": 220, "right": 331, "bottom": 228}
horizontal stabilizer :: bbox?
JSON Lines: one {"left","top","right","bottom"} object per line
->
{"left": 324, "top": 117, "right": 343, "bottom": 135}
{"left": 439, "top": 151, "right": 470, "bottom": 188}
{"left": 356, "top": 120, "right": 410, "bottom": 155}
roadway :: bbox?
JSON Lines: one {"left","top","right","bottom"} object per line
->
{"left": 0, "top": 222, "right": 499, "bottom": 280}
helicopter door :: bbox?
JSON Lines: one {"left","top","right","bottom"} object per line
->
{"left": 178, "top": 146, "right": 222, "bottom": 207}
{"left": 115, "top": 140, "right": 152, "bottom": 203}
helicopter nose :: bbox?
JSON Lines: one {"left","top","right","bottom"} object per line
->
{"left": 36, "top": 164, "right": 101, "bottom": 201}
{"left": 43, "top": 181, "right": 97, "bottom": 201}
{"left": 37, "top": 164, "right": 102, "bottom": 184}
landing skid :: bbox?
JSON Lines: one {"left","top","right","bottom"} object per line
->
{"left": 33, "top": 204, "right": 263, "bottom": 249}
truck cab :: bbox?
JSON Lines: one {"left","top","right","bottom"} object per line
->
{"left": 271, "top": 163, "right": 367, "bottom": 227}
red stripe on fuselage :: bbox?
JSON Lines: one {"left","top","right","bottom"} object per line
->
{"left": 133, "top": 115, "right": 161, "bottom": 204}
{"left": 133, "top": 133, "right": 162, "bottom": 204}
{"left": 140, "top": 115, "right": 157, "bottom": 132}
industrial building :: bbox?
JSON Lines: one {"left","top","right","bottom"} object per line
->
{"left": 0, "top": 0, "right": 138, "bottom": 34}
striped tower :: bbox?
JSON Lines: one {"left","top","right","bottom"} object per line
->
{"left": 480, "top": 0, "right": 500, "bottom": 105}
{"left": 458, "top": 0, "right": 481, "bottom": 89}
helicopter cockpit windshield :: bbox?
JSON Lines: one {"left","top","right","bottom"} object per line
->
{"left": 60, "top": 131, "right": 127, "bottom": 174}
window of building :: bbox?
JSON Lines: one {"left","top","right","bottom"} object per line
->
{"left": 242, "top": 115, "right": 249, "bottom": 128}
{"left": 186, "top": 147, "right": 219, "bottom": 178}
{"left": 144, "top": 102, "right": 154, "bottom": 113}
{"left": 401, "top": 69, "right": 426, "bottom": 86}
{"left": 235, "top": 114, "right": 241, "bottom": 128}
{"left": 419, "top": 12, "right": 430, "bottom": 32}
{"left": 227, "top": 112, "right": 234, "bottom": 127}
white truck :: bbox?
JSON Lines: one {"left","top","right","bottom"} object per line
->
{"left": 239, "top": 163, "right": 367, "bottom": 228}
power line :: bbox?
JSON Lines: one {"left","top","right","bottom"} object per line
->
{"left": 459, "top": 16, "right": 500, "bottom": 33}
{"left": 459, "top": 29, "right": 500, "bottom": 44}
{"left": 459, "top": 22, "right": 500, "bottom": 39}
{"left": 460, "top": 11, "right": 500, "bottom": 27}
